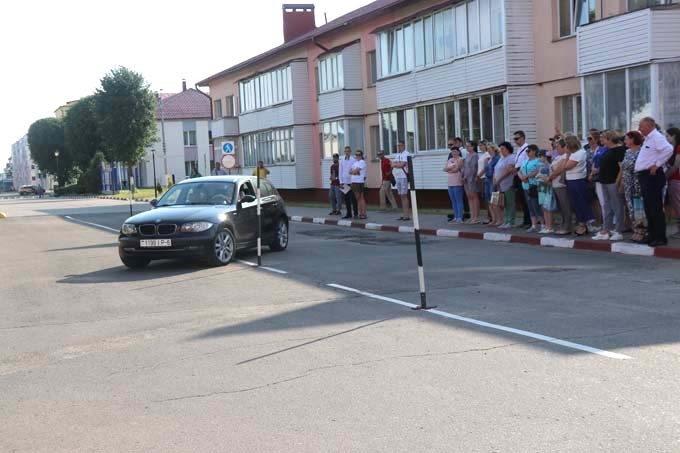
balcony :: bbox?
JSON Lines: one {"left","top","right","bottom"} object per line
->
{"left": 210, "top": 117, "right": 239, "bottom": 138}
{"left": 577, "top": 6, "right": 680, "bottom": 75}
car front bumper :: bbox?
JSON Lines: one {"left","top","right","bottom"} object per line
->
{"left": 118, "top": 232, "right": 215, "bottom": 260}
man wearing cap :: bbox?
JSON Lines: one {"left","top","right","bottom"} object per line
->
{"left": 378, "top": 150, "right": 398, "bottom": 211}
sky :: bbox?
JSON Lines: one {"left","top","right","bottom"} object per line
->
{"left": 0, "top": 0, "right": 372, "bottom": 167}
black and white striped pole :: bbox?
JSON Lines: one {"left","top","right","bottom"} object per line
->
{"left": 407, "top": 156, "right": 433, "bottom": 310}
{"left": 256, "top": 170, "right": 262, "bottom": 266}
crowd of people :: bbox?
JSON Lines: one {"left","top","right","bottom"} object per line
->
{"left": 328, "top": 116, "right": 680, "bottom": 247}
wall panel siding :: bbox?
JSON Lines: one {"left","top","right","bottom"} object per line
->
{"left": 376, "top": 47, "right": 506, "bottom": 110}
{"left": 577, "top": 9, "right": 650, "bottom": 74}
{"left": 507, "top": 86, "right": 538, "bottom": 144}
{"left": 504, "top": 0, "right": 535, "bottom": 85}
{"left": 291, "top": 60, "right": 313, "bottom": 125}
{"left": 243, "top": 165, "right": 297, "bottom": 189}
{"left": 343, "top": 91, "right": 365, "bottom": 116}
{"left": 293, "top": 125, "right": 316, "bottom": 188}
{"left": 320, "top": 159, "right": 332, "bottom": 189}
{"left": 651, "top": 9, "right": 680, "bottom": 60}
{"left": 342, "top": 43, "right": 363, "bottom": 90}
{"left": 318, "top": 91, "right": 345, "bottom": 120}
{"left": 239, "top": 103, "right": 294, "bottom": 134}
{"left": 412, "top": 153, "right": 449, "bottom": 190}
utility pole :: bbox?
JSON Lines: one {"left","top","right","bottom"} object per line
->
{"left": 158, "top": 90, "right": 168, "bottom": 185}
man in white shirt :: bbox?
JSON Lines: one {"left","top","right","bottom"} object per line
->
{"left": 513, "top": 130, "right": 531, "bottom": 226}
{"left": 391, "top": 141, "right": 411, "bottom": 221}
{"left": 350, "top": 150, "right": 368, "bottom": 219}
{"left": 635, "top": 117, "right": 674, "bottom": 246}
{"left": 339, "top": 146, "right": 358, "bottom": 219}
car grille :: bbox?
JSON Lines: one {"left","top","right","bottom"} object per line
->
{"left": 139, "top": 225, "right": 157, "bottom": 236}
{"left": 157, "top": 224, "right": 177, "bottom": 235}
{"left": 138, "top": 224, "right": 177, "bottom": 236}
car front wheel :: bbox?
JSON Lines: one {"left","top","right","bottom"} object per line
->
{"left": 208, "top": 228, "right": 235, "bottom": 266}
{"left": 269, "top": 218, "right": 288, "bottom": 251}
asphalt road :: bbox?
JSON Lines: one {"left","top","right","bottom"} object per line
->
{"left": 2, "top": 197, "right": 680, "bottom": 452}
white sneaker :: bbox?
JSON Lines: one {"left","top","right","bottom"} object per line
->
{"left": 540, "top": 228, "right": 554, "bottom": 234}
{"left": 592, "top": 232, "right": 610, "bottom": 241}
{"left": 499, "top": 223, "right": 511, "bottom": 229}
{"left": 526, "top": 226, "right": 538, "bottom": 233}
{"left": 609, "top": 232, "right": 624, "bottom": 241}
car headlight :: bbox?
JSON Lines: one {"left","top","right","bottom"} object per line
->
{"left": 180, "top": 222, "right": 214, "bottom": 233}
{"left": 121, "top": 223, "right": 137, "bottom": 235}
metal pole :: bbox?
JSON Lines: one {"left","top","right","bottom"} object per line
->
{"left": 152, "top": 149, "right": 158, "bottom": 199}
{"left": 407, "top": 156, "right": 433, "bottom": 310}
{"left": 256, "top": 168, "right": 262, "bottom": 266}
{"left": 159, "top": 91, "right": 168, "bottom": 181}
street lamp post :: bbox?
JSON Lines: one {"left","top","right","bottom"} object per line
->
{"left": 54, "top": 150, "right": 60, "bottom": 188}
{"left": 158, "top": 90, "right": 168, "bottom": 185}
{"left": 151, "top": 148, "right": 158, "bottom": 199}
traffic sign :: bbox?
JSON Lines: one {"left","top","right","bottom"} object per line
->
{"left": 222, "top": 142, "right": 235, "bottom": 154}
{"left": 221, "top": 154, "right": 236, "bottom": 169}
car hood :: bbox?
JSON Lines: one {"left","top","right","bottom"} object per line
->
{"left": 125, "top": 205, "right": 236, "bottom": 224}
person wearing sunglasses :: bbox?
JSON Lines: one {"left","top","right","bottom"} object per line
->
{"left": 512, "top": 130, "right": 532, "bottom": 227}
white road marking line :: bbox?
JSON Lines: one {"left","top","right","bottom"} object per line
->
{"left": 237, "top": 260, "right": 287, "bottom": 274}
{"left": 261, "top": 266, "right": 288, "bottom": 274}
{"left": 327, "top": 283, "right": 632, "bottom": 361}
{"left": 64, "top": 216, "right": 120, "bottom": 233}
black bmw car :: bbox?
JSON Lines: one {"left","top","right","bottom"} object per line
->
{"left": 118, "top": 176, "right": 289, "bottom": 268}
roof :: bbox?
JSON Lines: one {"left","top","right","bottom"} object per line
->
{"left": 177, "top": 175, "right": 258, "bottom": 185}
{"left": 197, "top": 0, "right": 408, "bottom": 86}
{"left": 156, "top": 89, "right": 211, "bottom": 120}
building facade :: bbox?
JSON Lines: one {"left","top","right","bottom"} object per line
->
{"left": 10, "top": 135, "right": 51, "bottom": 190}
{"left": 198, "top": 0, "right": 680, "bottom": 203}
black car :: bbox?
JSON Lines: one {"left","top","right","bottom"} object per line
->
{"left": 118, "top": 176, "right": 289, "bottom": 268}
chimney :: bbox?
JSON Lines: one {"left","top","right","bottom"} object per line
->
{"left": 282, "top": 4, "right": 316, "bottom": 42}
{"left": 182, "top": 79, "right": 187, "bottom": 91}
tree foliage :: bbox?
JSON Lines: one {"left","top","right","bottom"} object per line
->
{"left": 27, "top": 118, "right": 73, "bottom": 185}
{"left": 64, "top": 96, "right": 101, "bottom": 170}
{"left": 94, "top": 67, "right": 156, "bottom": 169}
{"left": 78, "top": 152, "right": 105, "bottom": 194}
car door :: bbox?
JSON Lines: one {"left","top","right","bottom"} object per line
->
{"left": 233, "top": 181, "right": 258, "bottom": 246}
{"left": 259, "top": 180, "right": 280, "bottom": 236}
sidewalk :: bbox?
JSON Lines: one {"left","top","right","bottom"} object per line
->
{"left": 287, "top": 204, "right": 680, "bottom": 261}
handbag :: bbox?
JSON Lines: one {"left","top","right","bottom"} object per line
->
{"left": 528, "top": 185, "right": 539, "bottom": 198}
{"left": 389, "top": 174, "right": 396, "bottom": 186}
{"left": 490, "top": 191, "right": 504, "bottom": 208}
{"left": 633, "top": 197, "right": 645, "bottom": 221}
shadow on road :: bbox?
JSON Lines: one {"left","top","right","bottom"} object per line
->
{"left": 57, "top": 259, "right": 208, "bottom": 284}
{"left": 48, "top": 243, "right": 118, "bottom": 253}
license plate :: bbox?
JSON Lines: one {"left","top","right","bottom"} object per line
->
{"left": 140, "top": 239, "right": 172, "bottom": 248}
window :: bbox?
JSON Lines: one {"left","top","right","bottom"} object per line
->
{"left": 459, "top": 99, "right": 470, "bottom": 140}
{"left": 468, "top": 0, "right": 481, "bottom": 54}
{"left": 213, "top": 99, "right": 223, "bottom": 119}
{"left": 629, "top": 65, "right": 651, "bottom": 128}
{"left": 183, "top": 130, "right": 197, "bottom": 146}
{"left": 446, "top": 101, "right": 456, "bottom": 140}
{"left": 239, "top": 65, "right": 292, "bottom": 113}
{"left": 370, "top": 125, "right": 381, "bottom": 158}
{"left": 184, "top": 161, "right": 198, "bottom": 177}
{"left": 628, "top": 0, "right": 678, "bottom": 11}
{"left": 584, "top": 65, "right": 651, "bottom": 133}
{"left": 471, "top": 98, "right": 481, "bottom": 140}
{"left": 367, "top": 51, "right": 378, "bottom": 86}
{"left": 606, "top": 70, "right": 627, "bottom": 132}
{"left": 558, "top": 95, "right": 583, "bottom": 137}
{"left": 482, "top": 96, "right": 493, "bottom": 140}
{"left": 492, "top": 93, "right": 506, "bottom": 144}
{"left": 382, "top": 109, "right": 416, "bottom": 153}
{"left": 435, "top": 103, "right": 447, "bottom": 148}
{"left": 455, "top": 4, "right": 468, "bottom": 56}
{"left": 658, "top": 62, "right": 680, "bottom": 129}
{"left": 242, "top": 128, "right": 295, "bottom": 167}
{"left": 319, "top": 53, "right": 344, "bottom": 93}
{"left": 559, "top": 0, "right": 595, "bottom": 38}
{"left": 321, "top": 120, "right": 344, "bottom": 159}
{"left": 225, "top": 95, "right": 235, "bottom": 117}
{"left": 377, "top": 1, "right": 504, "bottom": 78}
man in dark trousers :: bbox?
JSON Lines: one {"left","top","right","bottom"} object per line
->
{"left": 339, "top": 146, "right": 358, "bottom": 219}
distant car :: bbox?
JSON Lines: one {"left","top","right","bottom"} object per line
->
{"left": 118, "top": 176, "right": 289, "bottom": 268}
{"left": 19, "top": 185, "right": 38, "bottom": 196}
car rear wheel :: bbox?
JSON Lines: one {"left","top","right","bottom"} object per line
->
{"left": 208, "top": 228, "right": 235, "bottom": 266}
{"left": 121, "top": 256, "right": 151, "bottom": 269}
{"left": 269, "top": 218, "right": 288, "bottom": 251}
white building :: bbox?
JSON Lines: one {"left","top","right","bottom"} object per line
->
{"left": 10, "top": 135, "right": 51, "bottom": 190}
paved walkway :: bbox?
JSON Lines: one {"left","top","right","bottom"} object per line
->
{"left": 287, "top": 205, "right": 680, "bottom": 260}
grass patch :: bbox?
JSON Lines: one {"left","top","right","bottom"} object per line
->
{"left": 115, "top": 188, "right": 163, "bottom": 200}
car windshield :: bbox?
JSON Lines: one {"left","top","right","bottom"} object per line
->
{"left": 157, "top": 181, "right": 236, "bottom": 207}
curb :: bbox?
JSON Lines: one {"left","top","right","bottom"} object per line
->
{"left": 289, "top": 215, "right": 680, "bottom": 261}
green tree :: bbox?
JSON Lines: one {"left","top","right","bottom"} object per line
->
{"left": 27, "top": 118, "right": 72, "bottom": 186}
{"left": 78, "top": 152, "right": 105, "bottom": 194}
{"left": 64, "top": 96, "right": 101, "bottom": 170}
{"left": 94, "top": 67, "right": 156, "bottom": 177}
{"left": 3, "top": 157, "right": 12, "bottom": 179}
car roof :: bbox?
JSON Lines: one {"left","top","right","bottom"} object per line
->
{"left": 176, "top": 175, "right": 264, "bottom": 185}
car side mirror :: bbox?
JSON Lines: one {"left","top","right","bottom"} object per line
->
{"left": 150, "top": 199, "right": 158, "bottom": 208}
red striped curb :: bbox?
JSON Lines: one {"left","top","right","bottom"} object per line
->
{"left": 288, "top": 215, "right": 680, "bottom": 261}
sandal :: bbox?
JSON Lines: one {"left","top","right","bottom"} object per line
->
{"left": 359, "top": 215, "right": 367, "bottom": 220}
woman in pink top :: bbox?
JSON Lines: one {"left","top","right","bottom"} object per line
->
{"left": 443, "top": 147, "right": 464, "bottom": 222}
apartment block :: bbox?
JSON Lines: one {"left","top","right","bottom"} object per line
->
{"left": 198, "top": 0, "right": 680, "bottom": 203}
